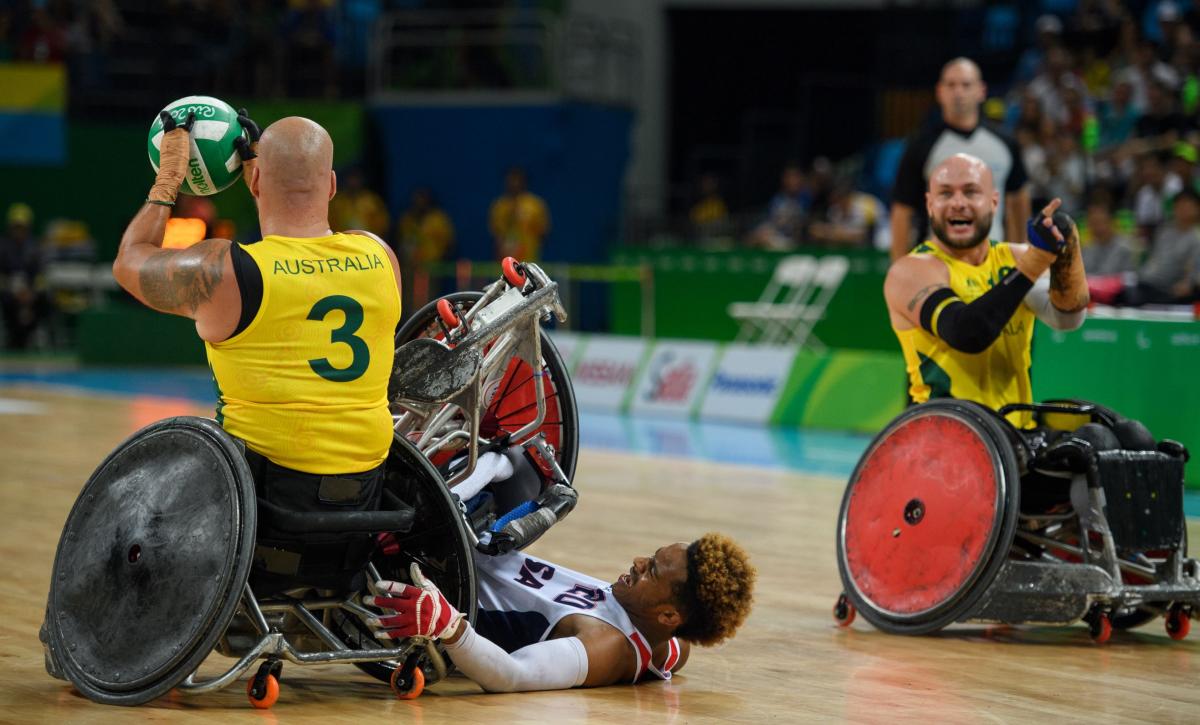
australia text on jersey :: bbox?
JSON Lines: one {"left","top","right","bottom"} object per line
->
{"left": 272, "top": 254, "right": 386, "bottom": 276}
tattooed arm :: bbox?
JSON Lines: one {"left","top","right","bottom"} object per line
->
{"left": 112, "top": 202, "right": 241, "bottom": 342}
{"left": 1047, "top": 228, "right": 1089, "bottom": 313}
{"left": 883, "top": 255, "right": 952, "bottom": 330}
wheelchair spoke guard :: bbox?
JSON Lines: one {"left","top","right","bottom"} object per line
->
{"left": 44, "top": 417, "right": 257, "bottom": 705}
{"left": 837, "top": 400, "right": 1020, "bottom": 635}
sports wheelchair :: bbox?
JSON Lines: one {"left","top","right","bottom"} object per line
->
{"left": 40, "top": 259, "right": 580, "bottom": 707}
{"left": 834, "top": 398, "right": 1199, "bottom": 644}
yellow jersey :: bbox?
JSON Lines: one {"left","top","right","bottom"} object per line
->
{"left": 893, "top": 240, "right": 1035, "bottom": 429}
{"left": 206, "top": 233, "right": 401, "bottom": 474}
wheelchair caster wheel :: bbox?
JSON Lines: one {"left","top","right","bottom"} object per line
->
{"left": 436, "top": 298, "right": 461, "bottom": 330}
{"left": 1166, "top": 605, "right": 1191, "bottom": 641}
{"left": 502, "top": 257, "right": 527, "bottom": 289}
{"left": 1087, "top": 611, "right": 1113, "bottom": 644}
{"left": 247, "top": 662, "right": 281, "bottom": 709}
{"left": 390, "top": 664, "right": 425, "bottom": 700}
{"left": 833, "top": 593, "right": 856, "bottom": 628}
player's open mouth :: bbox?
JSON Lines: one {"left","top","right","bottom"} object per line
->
{"left": 620, "top": 573, "right": 632, "bottom": 586}
{"left": 949, "top": 218, "right": 972, "bottom": 229}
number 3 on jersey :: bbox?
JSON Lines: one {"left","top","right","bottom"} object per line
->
{"left": 307, "top": 295, "right": 369, "bottom": 382}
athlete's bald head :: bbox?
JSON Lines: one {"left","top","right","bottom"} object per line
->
{"left": 928, "top": 153, "right": 995, "bottom": 195}
{"left": 255, "top": 116, "right": 334, "bottom": 197}
{"left": 926, "top": 154, "right": 998, "bottom": 250}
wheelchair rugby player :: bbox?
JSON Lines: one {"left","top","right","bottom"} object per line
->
{"left": 39, "top": 109, "right": 479, "bottom": 707}
{"left": 836, "top": 153, "right": 1199, "bottom": 642}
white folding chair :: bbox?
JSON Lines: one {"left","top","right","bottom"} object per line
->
{"left": 782, "top": 254, "right": 849, "bottom": 350}
{"left": 727, "top": 255, "right": 818, "bottom": 344}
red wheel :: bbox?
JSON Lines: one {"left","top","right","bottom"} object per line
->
{"left": 834, "top": 593, "right": 856, "bottom": 627}
{"left": 390, "top": 665, "right": 425, "bottom": 700}
{"left": 1089, "top": 612, "right": 1113, "bottom": 644}
{"left": 436, "top": 298, "right": 460, "bottom": 329}
{"left": 1166, "top": 605, "right": 1191, "bottom": 641}
{"left": 393, "top": 292, "right": 579, "bottom": 484}
{"left": 844, "top": 405, "right": 1012, "bottom": 619}
{"left": 247, "top": 673, "right": 279, "bottom": 709}
{"left": 502, "top": 257, "right": 527, "bottom": 288}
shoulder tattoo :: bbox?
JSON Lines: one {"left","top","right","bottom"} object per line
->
{"left": 138, "top": 239, "right": 229, "bottom": 314}
{"left": 906, "top": 283, "right": 948, "bottom": 312}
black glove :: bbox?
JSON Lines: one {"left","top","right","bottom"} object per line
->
{"left": 1026, "top": 210, "right": 1074, "bottom": 255}
{"left": 159, "top": 110, "right": 195, "bottom": 133}
{"left": 232, "top": 107, "right": 261, "bottom": 161}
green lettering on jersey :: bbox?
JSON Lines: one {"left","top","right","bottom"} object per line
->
{"left": 306, "top": 295, "right": 370, "bottom": 382}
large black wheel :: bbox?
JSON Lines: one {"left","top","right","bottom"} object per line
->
{"left": 43, "top": 417, "right": 257, "bottom": 705}
{"left": 393, "top": 291, "right": 579, "bottom": 483}
{"left": 837, "top": 400, "right": 1021, "bottom": 635}
{"left": 334, "top": 434, "right": 477, "bottom": 686}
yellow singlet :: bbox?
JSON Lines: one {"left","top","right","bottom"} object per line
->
{"left": 206, "top": 233, "right": 401, "bottom": 474}
{"left": 893, "top": 240, "right": 1035, "bottom": 429}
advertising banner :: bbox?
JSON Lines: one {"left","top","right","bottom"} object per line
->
{"left": 629, "top": 340, "right": 720, "bottom": 417}
{"left": 698, "top": 343, "right": 797, "bottom": 424}
{"left": 570, "top": 335, "right": 647, "bottom": 412}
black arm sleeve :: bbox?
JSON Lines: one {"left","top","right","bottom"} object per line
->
{"left": 918, "top": 268, "right": 1034, "bottom": 354}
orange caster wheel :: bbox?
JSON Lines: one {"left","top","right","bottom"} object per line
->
{"left": 1166, "top": 605, "right": 1191, "bottom": 641}
{"left": 436, "top": 298, "right": 460, "bottom": 329}
{"left": 390, "top": 664, "right": 425, "bottom": 700}
{"left": 833, "top": 593, "right": 856, "bottom": 628}
{"left": 247, "top": 671, "right": 280, "bottom": 709}
{"left": 1088, "top": 611, "right": 1112, "bottom": 644}
{"left": 502, "top": 257, "right": 527, "bottom": 288}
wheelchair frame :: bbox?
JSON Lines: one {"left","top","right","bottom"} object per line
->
{"left": 390, "top": 259, "right": 568, "bottom": 491}
{"left": 835, "top": 399, "right": 1200, "bottom": 643}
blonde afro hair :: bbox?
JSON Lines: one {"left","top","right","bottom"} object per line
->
{"left": 673, "top": 532, "right": 756, "bottom": 647}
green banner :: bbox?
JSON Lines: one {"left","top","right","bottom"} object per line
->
{"left": 609, "top": 247, "right": 895, "bottom": 351}
{"left": 1033, "top": 317, "right": 1200, "bottom": 486}
{"left": 772, "top": 348, "right": 906, "bottom": 431}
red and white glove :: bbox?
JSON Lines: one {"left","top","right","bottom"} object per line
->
{"left": 364, "top": 563, "right": 464, "bottom": 641}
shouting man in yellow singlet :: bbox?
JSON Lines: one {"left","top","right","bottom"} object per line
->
{"left": 112, "top": 112, "right": 403, "bottom": 542}
{"left": 883, "top": 153, "right": 1090, "bottom": 429}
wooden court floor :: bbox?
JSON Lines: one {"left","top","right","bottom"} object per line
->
{"left": 2, "top": 386, "right": 1200, "bottom": 723}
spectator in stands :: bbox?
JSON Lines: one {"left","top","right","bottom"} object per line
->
{"left": 1097, "top": 77, "right": 1140, "bottom": 150}
{"left": 399, "top": 188, "right": 455, "bottom": 266}
{"left": 1082, "top": 195, "right": 1138, "bottom": 276}
{"left": 808, "top": 179, "right": 887, "bottom": 250}
{"left": 890, "top": 57, "right": 1030, "bottom": 260}
{"left": 229, "top": 0, "right": 282, "bottom": 97}
{"left": 280, "top": 0, "right": 338, "bottom": 99}
{"left": 490, "top": 167, "right": 550, "bottom": 262}
{"left": 1168, "top": 141, "right": 1199, "bottom": 194}
{"left": 1016, "top": 14, "right": 1064, "bottom": 85}
{"left": 1132, "top": 152, "right": 1179, "bottom": 240}
{"left": 1133, "top": 77, "right": 1191, "bottom": 145}
{"left": 1116, "top": 39, "right": 1179, "bottom": 113}
{"left": 689, "top": 173, "right": 730, "bottom": 240}
{"left": 1120, "top": 185, "right": 1200, "bottom": 305}
{"left": 747, "top": 163, "right": 809, "bottom": 251}
{"left": 330, "top": 167, "right": 392, "bottom": 240}
{"left": 17, "top": 4, "right": 66, "bottom": 63}
{"left": 0, "top": 203, "right": 49, "bottom": 350}
{"left": 1028, "top": 45, "right": 1086, "bottom": 129}
{"left": 1043, "top": 132, "right": 1087, "bottom": 213}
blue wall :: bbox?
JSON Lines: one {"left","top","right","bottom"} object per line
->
{"left": 371, "top": 102, "right": 634, "bottom": 263}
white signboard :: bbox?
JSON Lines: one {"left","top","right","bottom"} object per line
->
{"left": 698, "top": 343, "right": 797, "bottom": 424}
{"left": 570, "top": 336, "right": 647, "bottom": 412}
{"left": 629, "top": 340, "right": 720, "bottom": 418}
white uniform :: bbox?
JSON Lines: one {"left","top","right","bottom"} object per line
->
{"left": 473, "top": 550, "right": 682, "bottom": 682}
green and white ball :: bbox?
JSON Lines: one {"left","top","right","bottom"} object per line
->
{"left": 147, "top": 95, "right": 247, "bottom": 197}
